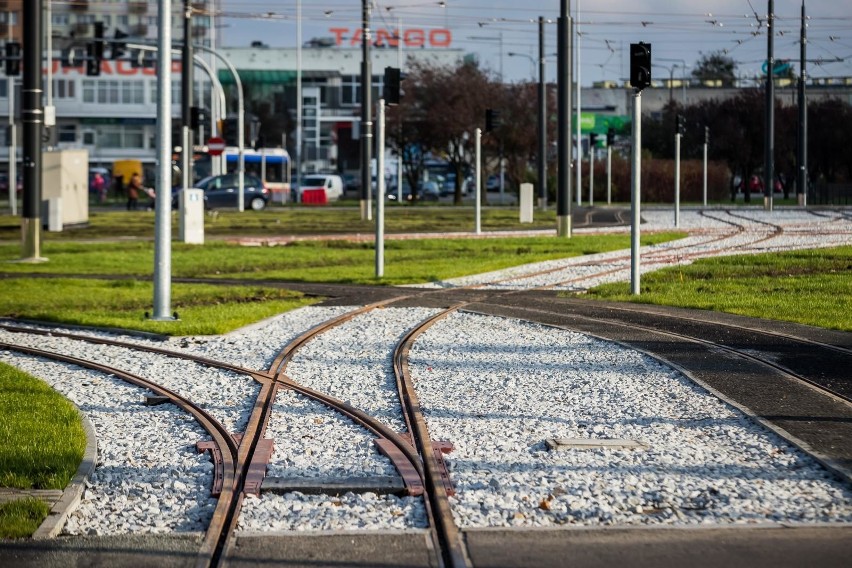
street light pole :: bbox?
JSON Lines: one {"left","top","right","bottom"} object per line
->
{"left": 360, "top": 0, "right": 372, "bottom": 221}
{"left": 557, "top": 0, "right": 573, "bottom": 237}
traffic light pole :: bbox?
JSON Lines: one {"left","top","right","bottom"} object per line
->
{"left": 588, "top": 135, "right": 594, "bottom": 207}
{"left": 375, "top": 99, "right": 385, "bottom": 278}
{"left": 674, "top": 131, "right": 681, "bottom": 228}
{"left": 630, "top": 90, "right": 641, "bottom": 295}
{"left": 152, "top": 0, "right": 174, "bottom": 321}
{"left": 703, "top": 127, "right": 709, "bottom": 207}
{"left": 606, "top": 143, "right": 612, "bottom": 205}
{"left": 475, "top": 128, "right": 481, "bottom": 234}
{"left": 20, "top": 0, "right": 45, "bottom": 262}
{"left": 537, "top": 16, "right": 547, "bottom": 211}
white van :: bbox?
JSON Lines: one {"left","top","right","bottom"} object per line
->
{"left": 299, "top": 174, "right": 344, "bottom": 202}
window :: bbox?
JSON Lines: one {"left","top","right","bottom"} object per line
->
{"left": 53, "top": 79, "right": 76, "bottom": 100}
{"left": 82, "top": 80, "right": 143, "bottom": 105}
{"left": 0, "top": 78, "right": 6, "bottom": 99}
{"left": 0, "top": 13, "right": 18, "bottom": 25}
{"left": 58, "top": 124, "right": 77, "bottom": 143}
{"left": 95, "top": 125, "right": 146, "bottom": 149}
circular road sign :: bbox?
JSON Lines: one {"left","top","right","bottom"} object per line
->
{"left": 207, "top": 136, "right": 226, "bottom": 156}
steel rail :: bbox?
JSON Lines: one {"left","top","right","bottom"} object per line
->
{"left": 0, "top": 341, "right": 240, "bottom": 567}
{"left": 393, "top": 305, "right": 473, "bottom": 568}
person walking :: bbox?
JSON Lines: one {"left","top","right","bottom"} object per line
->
{"left": 91, "top": 172, "right": 106, "bottom": 203}
{"left": 127, "top": 172, "right": 143, "bottom": 210}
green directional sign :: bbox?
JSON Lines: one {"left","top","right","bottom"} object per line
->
{"left": 571, "top": 113, "right": 631, "bottom": 134}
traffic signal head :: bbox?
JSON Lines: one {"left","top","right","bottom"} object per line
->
{"left": 485, "top": 109, "right": 501, "bottom": 132}
{"left": 4, "top": 42, "right": 21, "bottom": 76}
{"left": 606, "top": 127, "right": 615, "bottom": 146}
{"left": 112, "top": 29, "right": 128, "bottom": 60}
{"left": 190, "top": 106, "right": 207, "bottom": 130}
{"left": 384, "top": 66, "right": 401, "bottom": 105}
{"left": 221, "top": 117, "right": 239, "bottom": 146}
{"left": 629, "top": 42, "right": 651, "bottom": 91}
{"left": 590, "top": 132, "right": 598, "bottom": 146}
{"left": 86, "top": 43, "right": 101, "bottom": 76}
{"left": 93, "top": 22, "right": 105, "bottom": 60}
{"left": 704, "top": 125, "right": 710, "bottom": 144}
{"left": 675, "top": 114, "right": 686, "bottom": 135}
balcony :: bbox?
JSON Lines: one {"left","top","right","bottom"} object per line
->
{"left": 69, "top": 0, "right": 89, "bottom": 11}
{"left": 128, "top": 2, "right": 148, "bottom": 15}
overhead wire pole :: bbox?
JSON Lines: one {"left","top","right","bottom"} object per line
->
{"left": 764, "top": 0, "right": 775, "bottom": 212}
{"left": 181, "top": 1, "right": 193, "bottom": 197}
{"left": 152, "top": 0, "right": 174, "bottom": 320}
{"left": 360, "top": 0, "right": 373, "bottom": 221}
{"left": 797, "top": 0, "right": 807, "bottom": 207}
{"left": 537, "top": 16, "right": 547, "bottom": 210}
{"left": 557, "top": 1, "right": 573, "bottom": 237}
{"left": 20, "top": 0, "right": 45, "bottom": 262}
{"left": 575, "top": 0, "right": 582, "bottom": 207}
{"left": 296, "top": 0, "right": 302, "bottom": 204}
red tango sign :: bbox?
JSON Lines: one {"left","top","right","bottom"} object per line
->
{"left": 329, "top": 27, "right": 452, "bottom": 48}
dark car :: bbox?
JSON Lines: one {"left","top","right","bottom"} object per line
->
{"left": 172, "top": 173, "right": 269, "bottom": 210}
{"left": 387, "top": 180, "right": 440, "bottom": 202}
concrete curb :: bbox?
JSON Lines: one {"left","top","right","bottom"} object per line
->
{"left": 32, "top": 409, "right": 98, "bottom": 539}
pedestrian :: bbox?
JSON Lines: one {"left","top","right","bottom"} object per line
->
{"left": 91, "top": 172, "right": 106, "bottom": 203}
{"left": 127, "top": 172, "right": 143, "bottom": 210}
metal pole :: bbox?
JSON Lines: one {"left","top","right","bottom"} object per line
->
{"left": 397, "top": 15, "right": 403, "bottom": 203}
{"left": 589, "top": 136, "right": 594, "bottom": 206}
{"left": 475, "top": 128, "right": 481, "bottom": 234}
{"left": 20, "top": 0, "right": 44, "bottom": 261}
{"left": 474, "top": 128, "right": 482, "bottom": 235}
{"left": 296, "top": 0, "right": 302, "bottom": 204}
{"left": 360, "top": 0, "right": 373, "bottom": 221}
{"left": 764, "top": 0, "right": 774, "bottom": 211}
{"left": 537, "top": 16, "right": 547, "bottom": 210}
{"left": 674, "top": 132, "right": 680, "bottom": 227}
{"left": 606, "top": 144, "right": 612, "bottom": 204}
{"left": 630, "top": 90, "right": 641, "bottom": 295}
{"left": 703, "top": 136, "right": 708, "bottom": 207}
{"left": 376, "top": 99, "right": 385, "bottom": 277}
{"left": 575, "top": 0, "right": 582, "bottom": 208}
{"left": 152, "top": 0, "right": 173, "bottom": 319}
{"left": 8, "top": 77, "right": 16, "bottom": 216}
{"left": 181, "top": 1, "right": 193, "bottom": 196}
{"left": 557, "top": 1, "right": 573, "bottom": 237}
{"left": 797, "top": 0, "right": 807, "bottom": 207}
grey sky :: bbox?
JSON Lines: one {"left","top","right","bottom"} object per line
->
{"left": 219, "top": 1, "right": 852, "bottom": 84}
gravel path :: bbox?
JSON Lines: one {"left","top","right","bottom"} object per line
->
{"left": 1, "top": 207, "right": 850, "bottom": 535}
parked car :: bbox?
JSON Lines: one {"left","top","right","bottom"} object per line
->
{"left": 172, "top": 173, "right": 269, "bottom": 210}
{"left": 0, "top": 173, "right": 23, "bottom": 194}
{"left": 297, "top": 174, "right": 344, "bottom": 202}
{"left": 387, "top": 180, "right": 440, "bottom": 202}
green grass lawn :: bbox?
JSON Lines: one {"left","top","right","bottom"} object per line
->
{"left": 0, "top": 362, "right": 88, "bottom": 538}
{"left": 583, "top": 246, "right": 852, "bottom": 331}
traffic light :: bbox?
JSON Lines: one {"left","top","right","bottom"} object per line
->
{"left": 190, "top": 106, "right": 207, "bottom": 130}
{"left": 629, "top": 42, "right": 651, "bottom": 91}
{"left": 704, "top": 125, "right": 710, "bottom": 145}
{"left": 675, "top": 114, "right": 686, "bottom": 136}
{"left": 606, "top": 127, "right": 615, "bottom": 147}
{"left": 485, "top": 109, "right": 501, "bottom": 132}
{"left": 590, "top": 132, "right": 598, "bottom": 147}
{"left": 4, "top": 42, "right": 21, "bottom": 76}
{"left": 253, "top": 134, "right": 265, "bottom": 151}
{"left": 93, "top": 22, "right": 105, "bottom": 60}
{"left": 384, "top": 66, "right": 401, "bottom": 105}
{"left": 86, "top": 42, "right": 101, "bottom": 76}
{"left": 112, "top": 29, "right": 128, "bottom": 60}
{"left": 221, "top": 117, "right": 239, "bottom": 146}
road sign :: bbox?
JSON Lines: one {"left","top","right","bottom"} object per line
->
{"left": 207, "top": 136, "right": 226, "bottom": 156}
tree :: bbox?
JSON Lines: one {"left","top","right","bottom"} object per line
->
{"left": 389, "top": 60, "right": 498, "bottom": 203}
{"left": 691, "top": 51, "right": 737, "bottom": 87}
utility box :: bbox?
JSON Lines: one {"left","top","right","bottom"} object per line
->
{"left": 519, "top": 183, "right": 534, "bottom": 223}
{"left": 41, "top": 149, "right": 89, "bottom": 231}
{"left": 180, "top": 188, "right": 205, "bottom": 244}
